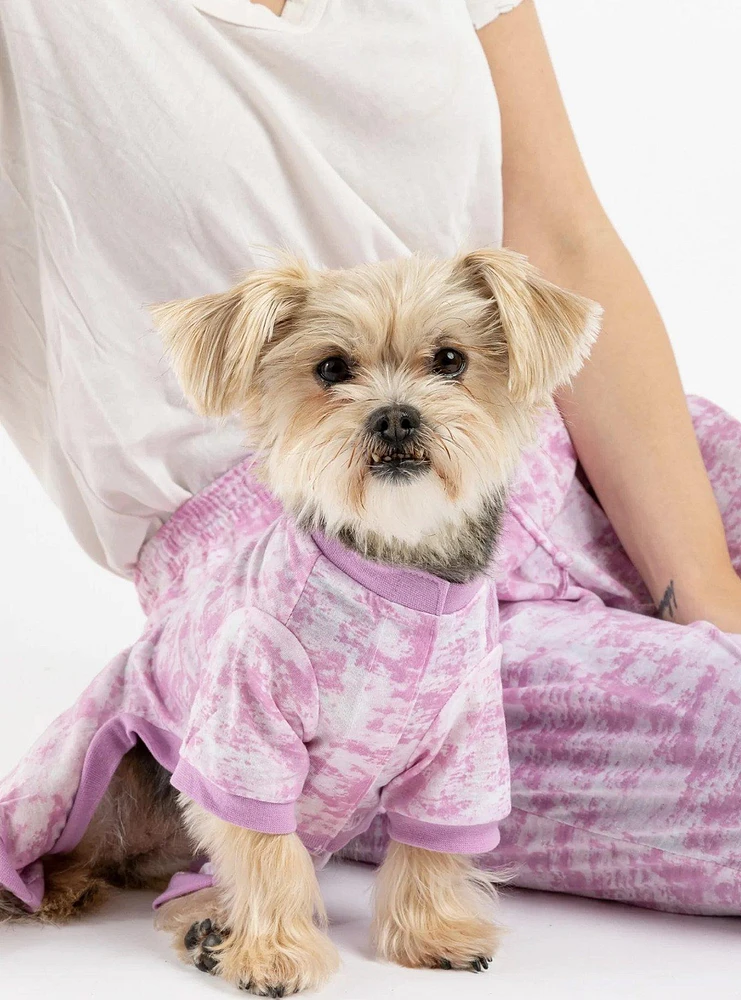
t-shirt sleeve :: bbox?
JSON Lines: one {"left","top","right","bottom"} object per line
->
{"left": 380, "top": 645, "right": 510, "bottom": 854}
{"left": 466, "top": 0, "right": 524, "bottom": 31}
{"left": 171, "top": 607, "right": 318, "bottom": 834}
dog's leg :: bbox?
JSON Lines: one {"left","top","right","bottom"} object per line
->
{"left": 0, "top": 741, "right": 192, "bottom": 925}
{"left": 372, "top": 841, "right": 502, "bottom": 972}
{"left": 170, "top": 799, "right": 339, "bottom": 995}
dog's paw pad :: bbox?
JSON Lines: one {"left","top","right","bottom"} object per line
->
{"left": 239, "top": 983, "right": 289, "bottom": 997}
{"left": 469, "top": 956, "right": 490, "bottom": 972}
{"left": 184, "top": 918, "right": 228, "bottom": 975}
{"left": 437, "top": 954, "right": 492, "bottom": 972}
{"left": 196, "top": 952, "right": 219, "bottom": 974}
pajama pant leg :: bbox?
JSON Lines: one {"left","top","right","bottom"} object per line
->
{"left": 487, "top": 396, "right": 741, "bottom": 916}
{"left": 490, "top": 598, "right": 741, "bottom": 915}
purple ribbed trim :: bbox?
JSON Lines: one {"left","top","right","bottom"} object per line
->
{"left": 135, "top": 455, "right": 486, "bottom": 616}
{"left": 153, "top": 869, "right": 215, "bottom": 910}
{"left": 51, "top": 716, "right": 181, "bottom": 855}
{"left": 172, "top": 758, "right": 297, "bottom": 834}
{"left": 312, "top": 533, "right": 484, "bottom": 615}
{"left": 387, "top": 813, "right": 501, "bottom": 855}
{"left": 148, "top": 812, "right": 505, "bottom": 911}
{"left": 0, "top": 849, "right": 43, "bottom": 911}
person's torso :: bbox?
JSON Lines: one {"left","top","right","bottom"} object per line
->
{"left": 0, "top": 0, "right": 504, "bottom": 574}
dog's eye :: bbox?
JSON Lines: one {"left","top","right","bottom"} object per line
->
{"left": 432, "top": 348, "right": 467, "bottom": 378}
{"left": 316, "top": 356, "right": 353, "bottom": 384}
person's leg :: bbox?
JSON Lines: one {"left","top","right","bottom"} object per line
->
{"left": 486, "top": 397, "right": 741, "bottom": 916}
{"left": 489, "top": 594, "right": 741, "bottom": 915}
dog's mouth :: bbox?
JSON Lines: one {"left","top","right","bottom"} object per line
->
{"left": 368, "top": 446, "right": 430, "bottom": 481}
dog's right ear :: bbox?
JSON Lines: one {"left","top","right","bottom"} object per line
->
{"left": 151, "top": 257, "right": 312, "bottom": 417}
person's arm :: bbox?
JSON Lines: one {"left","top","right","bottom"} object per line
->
{"left": 477, "top": 1, "right": 741, "bottom": 631}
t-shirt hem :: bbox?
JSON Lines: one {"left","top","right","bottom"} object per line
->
{"left": 467, "top": 0, "right": 523, "bottom": 31}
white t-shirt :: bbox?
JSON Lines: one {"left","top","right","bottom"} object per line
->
{"left": 0, "top": 0, "right": 521, "bottom": 576}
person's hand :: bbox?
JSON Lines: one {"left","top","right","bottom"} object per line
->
{"left": 661, "top": 565, "right": 741, "bottom": 633}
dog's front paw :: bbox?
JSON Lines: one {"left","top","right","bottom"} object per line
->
{"left": 215, "top": 920, "right": 340, "bottom": 996}
{"left": 377, "top": 913, "right": 501, "bottom": 972}
{"left": 157, "top": 886, "right": 338, "bottom": 994}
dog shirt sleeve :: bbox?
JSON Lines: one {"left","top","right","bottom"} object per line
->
{"left": 380, "top": 645, "right": 510, "bottom": 854}
{"left": 171, "top": 606, "right": 319, "bottom": 835}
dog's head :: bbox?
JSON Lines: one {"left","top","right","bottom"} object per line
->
{"left": 152, "top": 250, "right": 600, "bottom": 579}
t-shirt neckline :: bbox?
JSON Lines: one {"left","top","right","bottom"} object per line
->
{"left": 192, "top": 0, "right": 327, "bottom": 32}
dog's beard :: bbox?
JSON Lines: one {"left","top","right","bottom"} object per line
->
{"left": 299, "top": 490, "right": 506, "bottom": 584}
{"left": 286, "top": 446, "right": 509, "bottom": 583}
{"left": 258, "top": 402, "right": 530, "bottom": 583}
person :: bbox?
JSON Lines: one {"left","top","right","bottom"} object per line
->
{"left": 1, "top": 0, "right": 739, "bottom": 917}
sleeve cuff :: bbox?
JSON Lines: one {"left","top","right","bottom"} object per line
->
{"left": 467, "top": 0, "right": 523, "bottom": 31}
{"left": 387, "top": 813, "right": 501, "bottom": 854}
{"left": 171, "top": 758, "right": 297, "bottom": 834}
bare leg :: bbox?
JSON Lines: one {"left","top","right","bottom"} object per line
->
{"left": 163, "top": 799, "right": 339, "bottom": 995}
{"left": 372, "top": 841, "right": 502, "bottom": 972}
{"left": 0, "top": 742, "right": 192, "bottom": 924}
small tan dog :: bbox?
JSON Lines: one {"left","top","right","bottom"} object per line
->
{"left": 0, "top": 249, "right": 599, "bottom": 996}
{"left": 149, "top": 248, "right": 599, "bottom": 993}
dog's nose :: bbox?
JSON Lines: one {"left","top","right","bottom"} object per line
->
{"left": 367, "top": 405, "right": 421, "bottom": 446}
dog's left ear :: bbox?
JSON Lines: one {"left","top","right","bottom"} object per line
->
{"left": 456, "top": 248, "right": 602, "bottom": 404}
{"left": 151, "top": 256, "right": 312, "bottom": 417}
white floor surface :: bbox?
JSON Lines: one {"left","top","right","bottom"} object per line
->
{"left": 1, "top": 864, "right": 740, "bottom": 1000}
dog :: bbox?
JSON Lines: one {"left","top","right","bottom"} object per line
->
{"left": 0, "top": 248, "right": 599, "bottom": 995}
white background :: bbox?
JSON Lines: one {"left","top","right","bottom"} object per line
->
{"left": 1, "top": 1, "right": 740, "bottom": 998}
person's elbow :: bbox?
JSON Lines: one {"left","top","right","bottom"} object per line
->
{"left": 503, "top": 188, "right": 621, "bottom": 273}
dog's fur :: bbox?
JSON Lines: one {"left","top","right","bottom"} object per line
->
{"left": 1, "top": 249, "right": 599, "bottom": 994}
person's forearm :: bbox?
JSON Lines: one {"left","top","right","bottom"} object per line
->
{"left": 478, "top": 0, "right": 740, "bottom": 627}
{"left": 506, "top": 219, "right": 735, "bottom": 619}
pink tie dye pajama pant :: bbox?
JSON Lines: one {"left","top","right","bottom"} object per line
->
{"left": 344, "top": 396, "right": 741, "bottom": 916}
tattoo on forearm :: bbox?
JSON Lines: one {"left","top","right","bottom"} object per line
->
{"left": 656, "top": 580, "right": 678, "bottom": 620}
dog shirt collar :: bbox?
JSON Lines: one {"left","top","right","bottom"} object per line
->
{"left": 312, "top": 532, "right": 484, "bottom": 615}
{"left": 135, "top": 455, "right": 486, "bottom": 616}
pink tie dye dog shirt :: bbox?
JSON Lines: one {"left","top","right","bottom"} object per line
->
{"left": 0, "top": 460, "right": 510, "bottom": 911}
